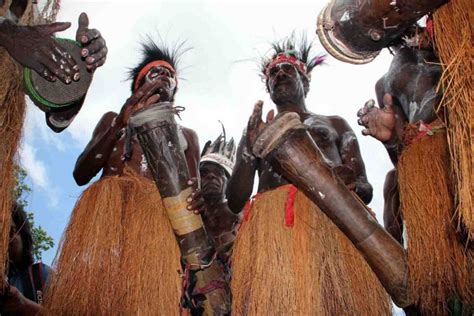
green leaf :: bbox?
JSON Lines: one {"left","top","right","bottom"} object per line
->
{"left": 13, "top": 165, "right": 55, "bottom": 261}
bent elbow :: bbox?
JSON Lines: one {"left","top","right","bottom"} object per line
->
{"left": 73, "top": 168, "right": 89, "bottom": 186}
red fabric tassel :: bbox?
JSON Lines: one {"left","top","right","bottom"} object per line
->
{"left": 243, "top": 199, "right": 253, "bottom": 222}
{"left": 241, "top": 184, "right": 298, "bottom": 228}
{"left": 426, "top": 16, "right": 434, "bottom": 40}
{"left": 284, "top": 185, "right": 298, "bottom": 227}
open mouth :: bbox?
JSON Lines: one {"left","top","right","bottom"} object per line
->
{"left": 147, "top": 79, "right": 170, "bottom": 99}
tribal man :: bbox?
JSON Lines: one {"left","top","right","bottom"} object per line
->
{"left": 42, "top": 39, "right": 199, "bottom": 315}
{"left": 187, "top": 131, "right": 241, "bottom": 266}
{"left": 228, "top": 35, "right": 391, "bottom": 315}
{"left": 356, "top": 24, "right": 473, "bottom": 314}
{"left": 357, "top": 25, "right": 442, "bottom": 244}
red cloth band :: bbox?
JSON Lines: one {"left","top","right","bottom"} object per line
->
{"left": 284, "top": 185, "right": 298, "bottom": 227}
{"left": 265, "top": 53, "right": 308, "bottom": 79}
{"left": 241, "top": 184, "right": 298, "bottom": 228}
{"left": 134, "top": 60, "right": 176, "bottom": 92}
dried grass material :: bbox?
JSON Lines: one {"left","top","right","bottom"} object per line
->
{"left": 0, "top": 50, "right": 25, "bottom": 286}
{"left": 433, "top": 0, "right": 473, "bottom": 240}
{"left": 231, "top": 187, "right": 391, "bottom": 316}
{"left": 398, "top": 131, "right": 473, "bottom": 314}
{"left": 42, "top": 173, "right": 181, "bottom": 315}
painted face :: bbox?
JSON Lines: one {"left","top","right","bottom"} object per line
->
{"left": 143, "top": 65, "right": 177, "bottom": 101}
{"left": 266, "top": 62, "right": 306, "bottom": 103}
{"left": 200, "top": 162, "right": 228, "bottom": 202}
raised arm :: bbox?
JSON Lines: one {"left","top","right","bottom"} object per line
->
{"left": 73, "top": 111, "right": 122, "bottom": 185}
{"left": 73, "top": 80, "right": 165, "bottom": 185}
{"left": 332, "top": 116, "right": 373, "bottom": 204}
{"left": 226, "top": 131, "right": 258, "bottom": 214}
{"left": 227, "top": 101, "right": 273, "bottom": 213}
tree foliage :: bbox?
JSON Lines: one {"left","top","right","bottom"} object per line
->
{"left": 13, "top": 165, "right": 55, "bottom": 261}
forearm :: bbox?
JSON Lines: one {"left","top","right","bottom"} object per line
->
{"left": 226, "top": 136, "right": 257, "bottom": 214}
{"left": 73, "top": 116, "right": 122, "bottom": 185}
{"left": 378, "top": 95, "right": 407, "bottom": 166}
{"left": 384, "top": 116, "right": 406, "bottom": 166}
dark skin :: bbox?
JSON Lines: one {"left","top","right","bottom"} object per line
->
{"left": 0, "top": 222, "right": 41, "bottom": 315}
{"left": 383, "top": 168, "right": 403, "bottom": 244}
{"left": 73, "top": 66, "right": 199, "bottom": 185}
{"left": 227, "top": 61, "right": 373, "bottom": 213}
{"left": 0, "top": 10, "right": 106, "bottom": 83}
{"left": 187, "top": 163, "right": 241, "bottom": 261}
{"left": 357, "top": 40, "right": 441, "bottom": 166}
{"left": 356, "top": 37, "right": 441, "bottom": 249}
{"left": 0, "top": 6, "right": 107, "bottom": 132}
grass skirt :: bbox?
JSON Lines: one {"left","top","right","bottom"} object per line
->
{"left": 231, "top": 185, "right": 391, "bottom": 315}
{"left": 433, "top": 0, "right": 473, "bottom": 240}
{"left": 0, "top": 50, "right": 25, "bottom": 286}
{"left": 42, "top": 172, "right": 181, "bottom": 315}
{"left": 398, "top": 131, "right": 473, "bottom": 314}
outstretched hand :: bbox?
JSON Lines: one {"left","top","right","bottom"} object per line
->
{"left": 76, "top": 12, "right": 107, "bottom": 72}
{"left": 357, "top": 94, "right": 397, "bottom": 143}
{"left": 246, "top": 100, "right": 275, "bottom": 150}
{"left": 0, "top": 20, "right": 79, "bottom": 83}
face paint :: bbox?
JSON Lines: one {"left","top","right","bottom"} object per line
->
{"left": 134, "top": 60, "right": 177, "bottom": 92}
{"left": 145, "top": 65, "right": 177, "bottom": 91}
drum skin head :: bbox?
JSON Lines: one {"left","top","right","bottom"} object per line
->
{"left": 23, "top": 38, "right": 93, "bottom": 109}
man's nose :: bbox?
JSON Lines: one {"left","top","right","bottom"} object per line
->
{"left": 204, "top": 173, "right": 217, "bottom": 180}
{"left": 158, "top": 68, "right": 171, "bottom": 76}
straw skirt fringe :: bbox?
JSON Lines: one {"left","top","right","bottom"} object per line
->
{"left": 42, "top": 173, "right": 181, "bottom": 315}
{"left": 231, "top": 187, "right": 391, "bottom": 316}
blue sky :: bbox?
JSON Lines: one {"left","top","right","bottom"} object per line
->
{"left": 22, "top": 0, "right": 394, "bottom": 275}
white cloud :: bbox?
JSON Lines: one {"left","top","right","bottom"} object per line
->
{"left": 18, "top": 141, "right": 62, "bottom": 209}
{"left": 19, "top": 142, "right": 49, "bottom": 190}
{"left": 23, "top": 100, "right": 66, "bottom": 152}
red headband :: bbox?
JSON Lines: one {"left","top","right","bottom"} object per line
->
{"left": 134, "top": 60, "right": 177, "bottom": 92}
{"left": 265, "top": 53, "right": 308, "bottom": 79}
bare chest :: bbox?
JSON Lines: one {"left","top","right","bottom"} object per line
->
{"left": 258, "top": 116, "right": 342, "bottom": 191}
